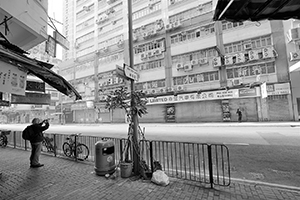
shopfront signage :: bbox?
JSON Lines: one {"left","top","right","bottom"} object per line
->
{"left": 267, "top": 83, "right": 290, "bottom": 95}
{"left": 0, "top": 61, "right": 27, "bottom": 96}
{"left": 45, "top": 35, "right": 56, "bottom": 57}
{"left": 0, "top": 100, "right": 10, "bottom": 106}
{"left": 11, "top": 93, "right": 51, "bottom": 105}
{"left": 147, "top": 89, "right": 239, "bottom": 105}
{"left": 26, "top": 81, "right": 45, "bottom": 92}
{"left": 239, "top": 88, "right": 257, "bottom": 97}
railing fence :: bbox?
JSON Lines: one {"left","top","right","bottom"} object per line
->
{"left": 4, "top": 131, "right": 230, "bottom": 188}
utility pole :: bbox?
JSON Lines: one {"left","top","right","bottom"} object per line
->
{"left": 127, "top": 0, "right": 139, "bottom": 175}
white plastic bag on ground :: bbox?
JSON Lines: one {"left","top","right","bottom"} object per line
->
{"left": 151, "top": 170, "right": 170, "bottom": 186}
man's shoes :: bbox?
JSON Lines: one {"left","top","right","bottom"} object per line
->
{"left": 30, "top": 164, "right": 44, "bottom": 168}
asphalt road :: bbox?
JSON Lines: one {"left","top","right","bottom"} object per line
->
{"left": 1, "top": 123, "right": 299, "bottom": 146}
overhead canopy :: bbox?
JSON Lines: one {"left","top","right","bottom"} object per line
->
{"left": 213, "top": 0, "right": 300, "bottom": 22}
{"left": 0, "top": 38, "right": 82, "bottom": 100}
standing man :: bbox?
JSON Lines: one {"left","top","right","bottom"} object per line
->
{"left": 29, "top": 118, "right": 50, "bottom": 168}
{"left": 236, "top": 108, "right": 242, "bottom": 123}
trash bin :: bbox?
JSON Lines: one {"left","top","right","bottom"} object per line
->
{"left": 94, "top": 139, "right": 116, "bottom": 176}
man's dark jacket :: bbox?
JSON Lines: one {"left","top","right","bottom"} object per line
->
{"left": 29, "top": 122, "right": 49, "bottom": 143}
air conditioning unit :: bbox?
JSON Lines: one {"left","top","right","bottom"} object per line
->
{"left": 198, "top": 4, "right": 204, "bottom": 11}
{"left": 190, "top": 59, "right": 198, "bottom": 66}
{"left": 103, "top": 14, "right": 108, "bottom": 20}
{"left": 181, "top": 31, "right": 187, "bottom": 36}
{"left": 224, "top": 56, "right": 233, "bottom": 65}
{"left": 248, "top": 50, "right": 259, "bottom": 60}
{"left": 170, "top": 0, "right": 175, "bottom": 5}
{"left": 159, "top": 88, "right": 166, "bottom": 93}
{"left": 165, "top": 23, "right": 173, "bottom": 31}
{"left": 290, "top": 51, "right": 300, "bottom": 61}
{"left": 262, "top": 46, "right": 274, "bottom": 58}
{"left": 143, "top": 32, "right": 149, "bottom": 39}
{"left": 232, "top": 78, "right": 242, "bottom": 86}
{"left": 133, "top": 35, "right": 138, "bottom": 42}
{"left": 199, "top": 58, "right": 208, "bottom": 65}
{"left": 147, "top": 51, "right": 154, "bottom": 57}
{"left": 153, "top": 48, "right": 162, "bottom": 55}
{"left": 176, "top": 85, "right": 185, "bottom": 91}
{"left": 96, "top": 18, "right": 103, "bottom": 24}
{"left": 212, "top": 56, "right": 222, "bottom": 67}
{"left": 236, "top": 53, "right": 246, "bottom": 63}
{"left": 173, "top": 20, "right": 181, "bottom": 28}
{"left": 176, "top": 63, "right": 184, "bottom": 70}
{"left": 83, "top": 6, "right": 90, "bottom": 11}
{"left": 287, "top": 27, "right": 300, "bottom": 42}
{"left": 184, "top": 64, "right": 193, "bottom": 72}
{"left": 148, "top": 3, "right": 154, "bottom": 9}
{"left": 106, "top": 0, "right": 114, "bottom": 4}
{"left": 151, "top": 89, "right": 157, "bottom": 94}
{"left": 107, "top": 78, "right": 112, "bottom": 85}
{"left": 102, "top": 46, "right": 108, "bottom": 52}
{"left": 140, "top": 53, "right": 147, "bottom": 60}
{"left": 244, "top": 43, "right": 252, "bottom": 50}
{"left": 117, "top": 40, "right": 123, "bottom": 47}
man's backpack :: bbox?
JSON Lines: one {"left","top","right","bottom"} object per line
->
{"left": 22, "top": 125, "right": 33, "bottom": 140}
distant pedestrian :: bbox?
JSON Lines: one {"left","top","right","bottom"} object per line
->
{"left": 236, "top": 108, "right": 242, "bottom": 122}
{"left": 29, "top": 118, "right": 49, "bottom": 168}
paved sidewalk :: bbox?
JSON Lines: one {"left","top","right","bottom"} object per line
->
{"left": 1, "top": 147, "right": 300, "bottom": 200}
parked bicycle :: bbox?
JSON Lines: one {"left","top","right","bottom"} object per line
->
{"left": 0, "top": 130, "right": 11, "bottom": 147}
{"left": 62, "top": 133, "right": 89, "bottom": 160}
{"left": 42, "top": 136, "right": 56, "bottom": 153}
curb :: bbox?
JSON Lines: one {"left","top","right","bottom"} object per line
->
{"left": 231, "top": 177, "right": 300, "bottom": 192}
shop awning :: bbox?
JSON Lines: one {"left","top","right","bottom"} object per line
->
{"left": 213, "top": 0, "right": 300, "bottom": 22}
{"left": 0, "top": 40, "right": 82, "bottom": 100}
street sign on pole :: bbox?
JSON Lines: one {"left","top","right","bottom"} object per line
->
{"left": 53, "top": 31, "right": 70, "bottom": 50}
{"left": 123, "top": 64, "right": 139, "bottom": 81}
{"left": 114, "top": 65, "right": 127, "bottom": 80}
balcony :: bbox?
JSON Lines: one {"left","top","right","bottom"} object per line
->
{"left": 0, "top": 0, "right": 48, "bottom": 50}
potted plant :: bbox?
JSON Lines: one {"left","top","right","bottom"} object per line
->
{"left": 105, "top": 87, "right": 148, "bottom": 178}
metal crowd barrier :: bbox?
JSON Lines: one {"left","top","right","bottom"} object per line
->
{"left": 4, "top": 131, "right": 230, "bottom": 188}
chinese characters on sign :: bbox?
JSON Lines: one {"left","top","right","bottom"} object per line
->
{"left": 147, "top": 89, "right": 239, "bottom": 105}
{"left": 0, "top": 61, "right": 27, "bottom": 96}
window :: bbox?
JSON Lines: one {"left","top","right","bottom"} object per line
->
{"left": 226, "top": 62, "right": 275, "bottom": 79}
{"left": 132, "top": 2, "right": 161, "bottom": 20}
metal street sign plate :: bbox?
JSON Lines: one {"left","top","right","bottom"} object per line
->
{"left": 123, "top": 64, "right": 139, "bottom": 81}
{"left": 53, "top": 31, "right": 70, "bottom": 50}
{"left": 114, "top": 65, "right": 127, "bottom": 80}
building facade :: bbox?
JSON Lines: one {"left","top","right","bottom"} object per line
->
{"left": 59, "top": 0, "right": 298, "bottom": 123}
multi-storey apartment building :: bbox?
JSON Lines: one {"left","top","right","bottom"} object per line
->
{"left": 59, "top": 0, "right": 299, "bottom": 123}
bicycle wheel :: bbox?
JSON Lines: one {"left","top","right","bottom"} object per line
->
{"left": 63, "top": 142, "right": 72, "bottom": 157}
{"left": 76, "top": 144, "right": 89, "bottom": 160}
{"left": 0, "top": 136, "right": 5, "bottom": 147}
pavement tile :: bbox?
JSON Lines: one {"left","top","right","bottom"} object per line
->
{"left": 1, "top": 147, "right": 300, "bottom": 200}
